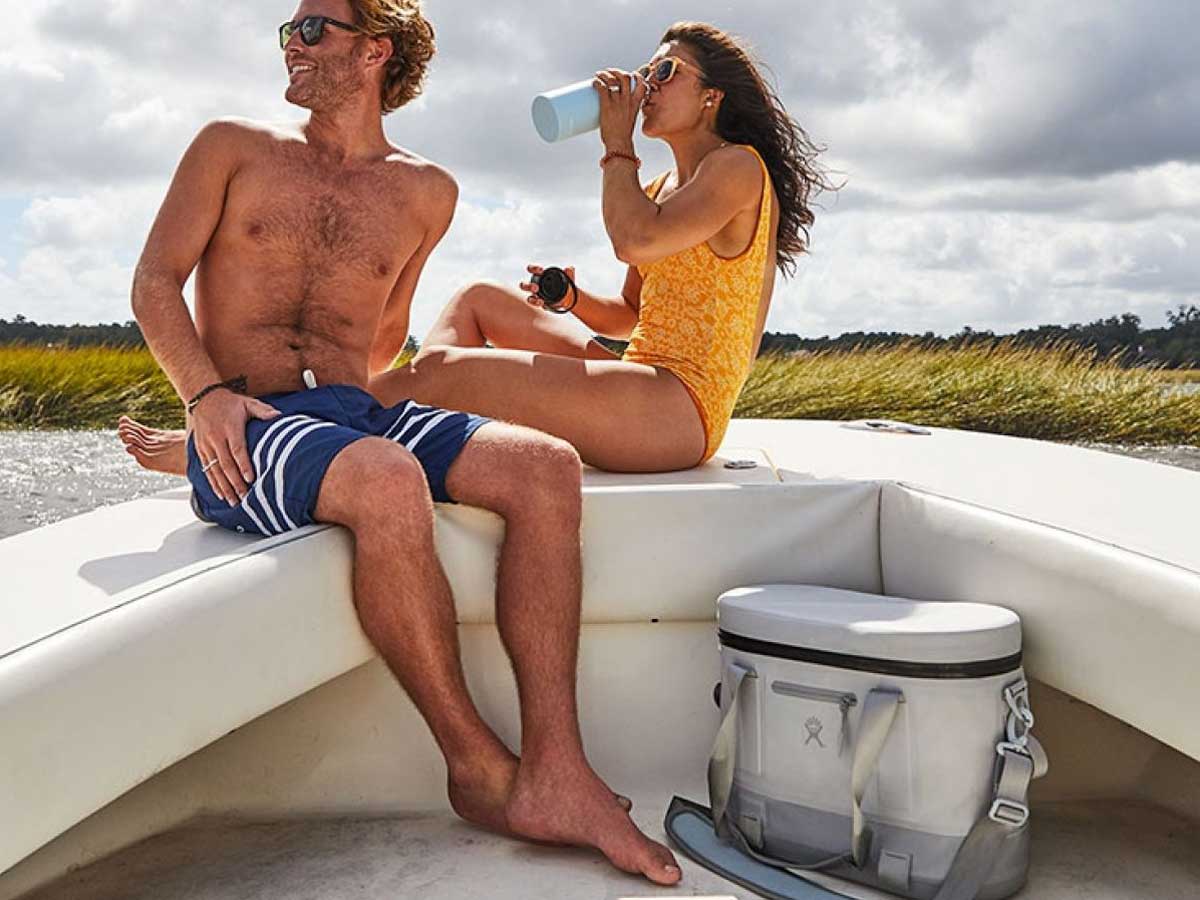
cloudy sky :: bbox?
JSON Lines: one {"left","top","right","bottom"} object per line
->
{"left": 1, "top": 0, "right": 1198, "bottom": 340}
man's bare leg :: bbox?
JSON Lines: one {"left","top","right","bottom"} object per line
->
{"left": 116, "top": 414, "right": 637, "bottom": 816}
{"left": 316, "top": 432, "right": 675, "bottom": 883}
{"left": 443, "top": 423, "right": 680, "bottom": 885}
{"left": 315, "top": 437, "right": 521, "bottom": 833}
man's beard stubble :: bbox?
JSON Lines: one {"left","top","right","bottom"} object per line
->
{"left": 286, "top": 54, "right": 368, "bottom": 112}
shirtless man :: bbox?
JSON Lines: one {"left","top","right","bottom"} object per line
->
{"left": 131, "top": 0, "right": 679, "bottom": 885}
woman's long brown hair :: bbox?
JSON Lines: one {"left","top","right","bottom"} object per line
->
{"left": 661, "top": 22, "right": 841, "bottom": 278}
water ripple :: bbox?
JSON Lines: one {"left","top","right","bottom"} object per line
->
{"left": 0, "top": 431, "right": 178, "bottom": 540}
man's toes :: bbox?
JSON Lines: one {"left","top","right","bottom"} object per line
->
{"left": 642, "top": 844, "right": 682, "bottom": 885}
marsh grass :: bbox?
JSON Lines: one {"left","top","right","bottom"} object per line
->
{"left": 734, "top": 341, "right": 1200, "bottom": 445}
{"left": 1156, "top": 369, "right": 1200, "bottom": 384}
{"left": 0, "top": 345, "right": 182, "bottom": 430}
{"left": 1, "top": 342, "right": 1197, "bottom": 444}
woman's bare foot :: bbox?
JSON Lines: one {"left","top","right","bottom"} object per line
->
{"left": 117, "top": 416, "right": 188, "bottom": 477}
{"left": 449, "top": 749, "right": 633, "bottom": 838}
{"left": 504, "top": 757, "right": 681, "bottom": 886}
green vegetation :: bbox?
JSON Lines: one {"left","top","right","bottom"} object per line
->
{"left": 0, "top": 341, "right": 1196, "bottom": 444}
{"left": 0, "top": 315, "right": 144, "bottom": 348}
{"left": 759, "top": 304, "right": 1200, "bottom": 369}
{"left": 0, "top": 345, "right": 182, "bottom": 430}
{"left": 6, "top": 303, "right": 1200, "bottom": 367}
{"left": 734, "top": 341, "right": 1200, "bottom": 445}
{"left": 1156, "top": 369, "right": 1200, "bottom": 384}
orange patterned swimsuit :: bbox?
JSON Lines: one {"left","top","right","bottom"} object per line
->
{"left": 622, "top": 144, "right": 773, "bottom": 463}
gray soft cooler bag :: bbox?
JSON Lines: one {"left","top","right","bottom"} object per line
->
{"left": 710, "top": 584, "right": 1047, "bottom": 900}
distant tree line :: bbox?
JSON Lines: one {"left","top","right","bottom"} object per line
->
{"left": 758, "top": 304, "right": 1200, "bottom": 368}
{"left": 0, "top": 315, "right": 145, "bottom": 347}
{"left": 3, "top": 304, "right": 1199, "bottom": 368}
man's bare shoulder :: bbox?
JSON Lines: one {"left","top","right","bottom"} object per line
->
{"left": 204, "top": 116, "right": 306, "bottom": 142}
{"left": 183, "top": 117, "right": 289, "bottom": 163}
{"left": 382, "top": 149, "right": 459, "bottom": 215}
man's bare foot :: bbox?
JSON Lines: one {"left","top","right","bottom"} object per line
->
{"left": 449, "top": 749, "right": 633, "bottom": 838}
{"left": 117, "top": 416, "right": 188, "bottom": 477}
{"left": 504, "top": 758, "right": 681, "bottom": 886}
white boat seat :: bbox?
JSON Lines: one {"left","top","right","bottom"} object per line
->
{"left": 0, "top": 469, "right": 881, "bottom": 876}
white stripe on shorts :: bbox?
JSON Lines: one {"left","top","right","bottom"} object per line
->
{"left": 404, "top": 410, "right": 458, "bottom": 452}
{"left": 252, "top": 414, "right": 317, "bottom": 475}
{"left": 383, "top": 400, "right": 417, "bottom": 440}
{"left": 239, "top": 494, "right": 272, "bottom": 536}
{"left": 392, "top": 406, "right": 442, "bottom": 443}
{"left": 247, "top": 415, "right": 317, "bottom": 534}
{"left": 272, "top": 421, "right": 337, "bottom": 531}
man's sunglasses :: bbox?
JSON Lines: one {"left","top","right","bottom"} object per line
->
{"left": 636, "top": 57, "right": 702, "bottom": 86}
{"left": 278, "top": 15, "right": 360, "bottom": 50}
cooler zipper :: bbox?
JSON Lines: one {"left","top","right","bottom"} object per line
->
{"left": 771, "top": 681, "right": 857, "bottom": 756}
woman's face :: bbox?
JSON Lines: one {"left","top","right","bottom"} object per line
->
{"left": 639, "top": 41, "right": 714, "bottom": 139}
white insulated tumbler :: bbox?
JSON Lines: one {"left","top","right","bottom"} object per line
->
{"left": 532, "top": 75, "right": 640, "bottom": 143}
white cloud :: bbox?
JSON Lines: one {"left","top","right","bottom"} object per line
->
{"left": 1, "top": 0, "right": 1198, "bottom": 336}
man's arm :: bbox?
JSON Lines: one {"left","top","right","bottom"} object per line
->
{"left": 131, "top": 119, "right": 278, "bottom": 505}
{"left": 368, "top": 167, "right": 458, "bottom": 377}
{"left": 132, "top": 120, "right": 240, "bottom": 401}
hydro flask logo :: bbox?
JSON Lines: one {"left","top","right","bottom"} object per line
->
{"left": 804, "top": 716, "right": 825, "bottom": 748}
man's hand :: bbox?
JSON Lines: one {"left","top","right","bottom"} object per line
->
{"left": 190, "top": 390, "right": 280, "bottom": 505}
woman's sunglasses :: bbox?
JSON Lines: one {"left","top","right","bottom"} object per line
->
{"left": 636, "top": 57, "right": 702, "bottom": 86}
{"left": 278, "top": 16, "right": 360, "bottom": 50}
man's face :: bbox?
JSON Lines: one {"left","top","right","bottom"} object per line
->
{"left": 282, "top": 0, "right": 366, "bottom": 112}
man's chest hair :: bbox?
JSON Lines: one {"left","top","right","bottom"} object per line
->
{"left": 224, "top": 154, "right": 423, "bottom": 275}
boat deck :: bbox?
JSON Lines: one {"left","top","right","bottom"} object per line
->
{"left": 23, "top": 797, "right": 1200, "bottom": 900}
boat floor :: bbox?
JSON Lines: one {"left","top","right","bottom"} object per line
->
{"left": 22, "top": 797, "right": 1200, "bottom": 900}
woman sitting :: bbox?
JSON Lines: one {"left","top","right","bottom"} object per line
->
{"left": 121, "top": 21, "right": 836, "bottom": 475}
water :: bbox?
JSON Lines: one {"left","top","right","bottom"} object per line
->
{"left": 1, "top": 430, "right": 1198, "bottom": 541}
{"left": 0, "top": 431, "right": 177, "bottom": 540}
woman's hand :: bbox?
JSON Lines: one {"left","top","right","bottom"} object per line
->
{"left": 520, "top": 264, "right": 576, "bottom": 309}
{"left": 593, "top": 69, "right": 648, "bottom": 153}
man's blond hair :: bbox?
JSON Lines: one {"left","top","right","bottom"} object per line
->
{"left": 350, "top": 0, "right": 436, "bottom": 115}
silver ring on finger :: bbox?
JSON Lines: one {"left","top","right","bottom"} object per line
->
{"left": 607, "top": 84, "right": 621, "bottom": 93}
{"left": 202, "top": 458, "right": 219, "bottom": 473}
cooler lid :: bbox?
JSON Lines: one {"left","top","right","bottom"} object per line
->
{"left": 718, "top": 584, "right": 1021, "bottom": 667}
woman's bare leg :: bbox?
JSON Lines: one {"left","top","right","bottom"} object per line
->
{"left": 373, "top": 347, "right": 706, "bottom": 472}
{"left": 422, "top": 280, "right": 619, "bottom": 361}
{"left": 377, "top": 281, "right": 707, "bottom": 472}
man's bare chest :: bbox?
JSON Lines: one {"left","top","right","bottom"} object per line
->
{"left": 216, "top": 159, "right": 422, "bottom": 284}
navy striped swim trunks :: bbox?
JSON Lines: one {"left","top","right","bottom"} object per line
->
{"left": 186, "top": 384, "right": 491, "bottom": 536}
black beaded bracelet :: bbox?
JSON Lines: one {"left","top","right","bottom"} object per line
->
{"left": 186, "top": 375, "right": 248, "bottom": 413}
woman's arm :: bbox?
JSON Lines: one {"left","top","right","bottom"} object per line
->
{"left": 575, "top": 266, "right": 643, "bottom": 340}
{"left": 520, "top": 265, "right": 641, "bottom": 341}
{"left": 591, "top": 68, "right": 763, "bottom": 268}
{"left": 602, "top": 147, "right": 761, "bottom": 267}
